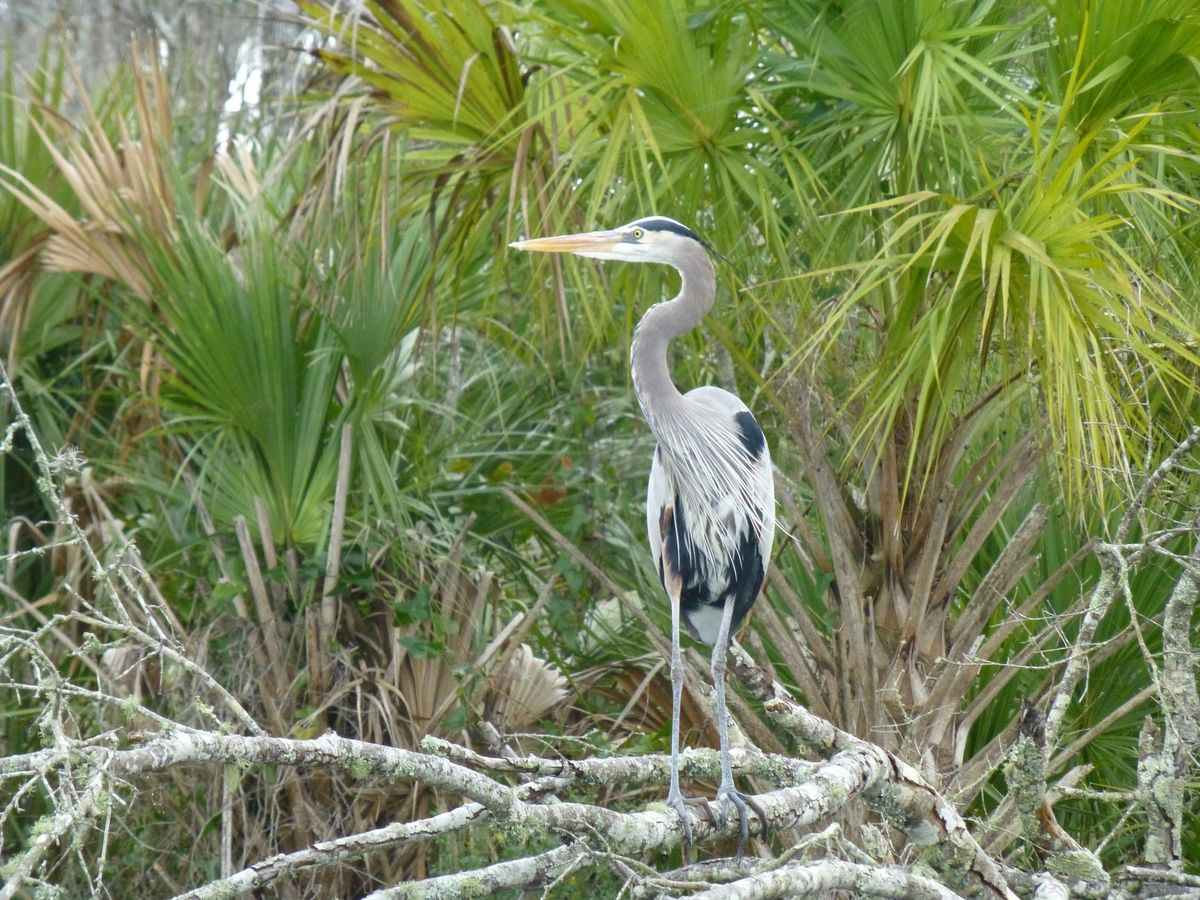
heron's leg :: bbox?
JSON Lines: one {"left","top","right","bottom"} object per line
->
{"left": 664, "top": 591, "right": 717, "bottom": 857}
{"left": 665, "top": 590, "right": 695, "bottom": 850}
{"left": 667, "top": 592, "right": 696, "bottom": 854}
{"left": 710, "top": 598, "right": 767, "bottom": 857}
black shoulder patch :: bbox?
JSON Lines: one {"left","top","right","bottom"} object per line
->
{"left": 633, "top": 217, "right": 702, "bottom": 243}
{"left": 733, "top": 410, "right": 766, "bottom": 459}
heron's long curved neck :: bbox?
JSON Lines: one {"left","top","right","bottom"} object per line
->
{"left": 630, "top": 244, "right": 716, "bottom": 438}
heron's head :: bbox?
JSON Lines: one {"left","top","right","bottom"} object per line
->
{"left": 509, "top": 216, "right": 708, "bottom": 266}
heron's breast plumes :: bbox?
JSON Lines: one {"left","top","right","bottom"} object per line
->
{"left": 655, "top": 402, "right": 772, "bottom": 567}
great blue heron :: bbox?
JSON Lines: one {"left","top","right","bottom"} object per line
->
{"left": 511, "top": 216, "right": 775, "bottom": 853}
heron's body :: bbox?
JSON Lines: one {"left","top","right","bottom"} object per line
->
{"left": 646, "top": 386, "right": 774, "bottom": 646}
{"left": 510, "top": 215, "right": 775, "bottom": 854}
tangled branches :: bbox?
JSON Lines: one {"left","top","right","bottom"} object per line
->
{"left": 2, "top": 370, "right": 1199, "bottom": 898}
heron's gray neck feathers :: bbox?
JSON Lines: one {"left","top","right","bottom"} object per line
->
{"left": 629, "top": 244, "right": 766, "bottom": 552}
{"left": 629, "top": 242, "right": 715, "bottom": 427}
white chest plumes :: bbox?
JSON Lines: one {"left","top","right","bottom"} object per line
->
{"left": 645, "top": 386, "right": 775, "bottom": 645}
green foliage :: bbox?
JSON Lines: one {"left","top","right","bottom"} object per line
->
{"left": 5, "top": 0, "right": 1200, "bottom": 891}
{"left": 299, "top": 0, "right": 528, "bottom": 172}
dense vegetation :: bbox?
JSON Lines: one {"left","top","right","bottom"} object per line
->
{"left": 3, "top": 1, "right": 1199, "bottom": 895}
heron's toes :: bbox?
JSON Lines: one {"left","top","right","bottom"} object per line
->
{"left": 667, "top": 790, "right": 717, "bottom": 853}
{"left": 714, "top": 785, "right": 767, "bottom": 858}
{"left": 666, "top": 790, "right": 694, "bottom": 851}
{"left": 689, "top": 794, "right": 719, "bottom": 827}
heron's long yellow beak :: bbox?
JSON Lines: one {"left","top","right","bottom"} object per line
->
{"left": 509, "top": 230, "right": 621, "bottom": 254}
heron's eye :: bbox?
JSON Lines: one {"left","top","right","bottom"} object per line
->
{"left": 631, "top": 228, "right": 644, "bottom": 240}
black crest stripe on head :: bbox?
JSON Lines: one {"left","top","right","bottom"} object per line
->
{"left": 634, "top": 217, "right": 702, "bottom": 243}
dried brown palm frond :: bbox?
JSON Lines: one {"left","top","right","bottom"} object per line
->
{"left": 212, "top": 138, "right": 263, "bottom": 205}
{"left": 391, "top": 532, "right": 495, "bottom": 744}
{"left": 0, "top": 44, "right": 176, "bottom": 302}
{"left": 338, "top": 530, "right": 566, "bottom": 752}
{"left": 0, "top": 244, "right": 44, "bottom": 369}
{"left": 265, "top": 521, "right": 574, "bottom": 884}
{"left": 483, "top": 642, "right": 568, "bottom": 734}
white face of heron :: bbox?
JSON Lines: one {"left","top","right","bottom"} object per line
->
{"left": 510, "top": 217, "right": 704, "bottom": 267}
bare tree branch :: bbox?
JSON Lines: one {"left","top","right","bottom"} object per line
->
{"left": 687, "top": 859, "right": 968, "bottom": 900}
{"left": 727, "top": 642, "right": 1018, "bottom": 900}
{"left": 1045, "top": 427, "right": 1200, "bottom": 751}
{"left": 1138, "top": 516, "right": 1200, "bottom": 871}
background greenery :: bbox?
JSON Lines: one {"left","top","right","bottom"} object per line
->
{"left": 2, "top": 0, "right": 1199, "bottom": 894}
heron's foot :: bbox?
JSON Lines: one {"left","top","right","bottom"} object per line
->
{"left": 713, "top": 782, "right": 768, "bottom": 858}
{"left": 667, "top": 788, "right": 717, "bottom": 853}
